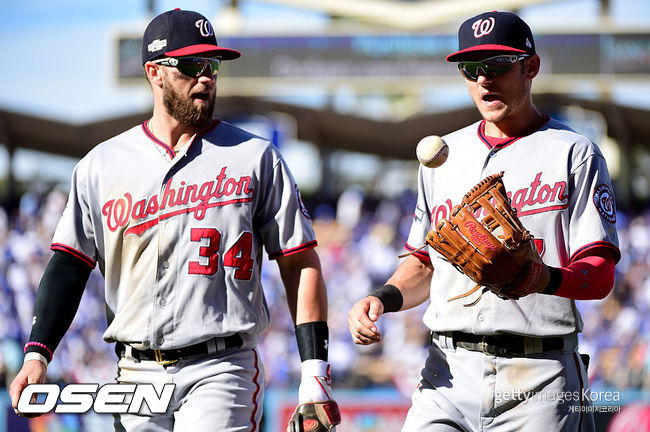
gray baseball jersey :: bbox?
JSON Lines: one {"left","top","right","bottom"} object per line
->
{"left": 51, "top": 119, "right": 315, "bottom": 351}
{"left": 406, "top": 116, "right": 620, "bottom": 337}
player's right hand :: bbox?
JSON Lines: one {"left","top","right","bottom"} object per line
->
{"left": 347, "top": 296, "right": 384, "bottom": 345}
{"left": 9, "top": 360, "right": 48, "bottom": 418}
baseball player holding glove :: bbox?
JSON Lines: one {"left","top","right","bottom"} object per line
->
{"left": 9, "top": 9, "right": 339, "bottom": 431}
{"left": 348, "top": 11, "right": 619, "bottom": 432}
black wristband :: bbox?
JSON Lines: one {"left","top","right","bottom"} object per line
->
{"left": 368, "top": 284, "right": 403, "bottom": 313}
{"left": 295, "top": 321, "right": 329, "bottom": 362}
{"left": 542, "top": 266, "right": 563, "bottom": 295}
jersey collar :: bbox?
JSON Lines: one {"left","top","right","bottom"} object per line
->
{"left": 477, "top": 115, "right": 550, "bottom": 150}
{"left": 141, "top": 119, "right": 222, "bottom": 159}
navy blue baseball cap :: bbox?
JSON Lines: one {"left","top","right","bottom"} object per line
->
{"left": 142, "top": 9, "right": 241, "bottom": 64}
{"left": 446, "top": 11, "right": 535, "bottom": 62}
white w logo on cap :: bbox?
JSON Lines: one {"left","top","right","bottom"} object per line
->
{"left": 195, "top": 19, "right": 214, "bottom": 37}
{"left": 472, "top": 17, "right": 495, "bottom": 38}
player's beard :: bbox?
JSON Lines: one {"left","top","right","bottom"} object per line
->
{"left": 162, "top": 81, "right": 216, "bottom": 128}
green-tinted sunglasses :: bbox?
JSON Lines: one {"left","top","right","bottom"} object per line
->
{"left": 153, "top": 56, "right": 221, "bottom": 77}
{"left": 458, "top": 55, "right": 527, "bottom": 81}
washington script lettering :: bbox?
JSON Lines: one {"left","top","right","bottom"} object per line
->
{"left": 102, "top": 167, "right": 254, "bottom": 235}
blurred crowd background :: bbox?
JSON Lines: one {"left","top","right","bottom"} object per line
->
{"left": 0, "top": 178, "right": 648, "bottom": 409}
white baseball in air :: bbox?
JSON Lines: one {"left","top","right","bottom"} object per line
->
{"left": 416, "top": 135, "right": 449, "bottom": 168}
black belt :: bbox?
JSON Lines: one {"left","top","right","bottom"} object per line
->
{"left": 430, "top": 331, "right": 565, "bottom": 357}
{"left": 115, "top": 335, "right": 242, "bottom": 366}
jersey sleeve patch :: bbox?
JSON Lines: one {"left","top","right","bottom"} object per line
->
{"left": 592, "top": 184, "right": 616, "bottom": 224}
{"left": 295, "top": 184, "right": 311, "bottom": 220}
{"left": 414, "top": 205, "right": 425, "bottom": 222}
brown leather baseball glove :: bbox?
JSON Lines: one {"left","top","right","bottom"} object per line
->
{"left": 287, "top": 400, "right": 341, "bottom": 432}
{"left": 425, "top": 172, "right": 549, "bottom": 306}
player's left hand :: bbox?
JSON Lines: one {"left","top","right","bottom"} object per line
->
{"left": 9, "top": 359, "right": 48, "bottom": 418}
{"left": 497, "top": 256, "right": 550, "bottom": 299}
{"left": 288, "top": 360, "right": 341, "bottom": 431}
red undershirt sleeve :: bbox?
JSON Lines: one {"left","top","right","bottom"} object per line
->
{"left": 547, "top": 249, "right": 616, "bottom": 300}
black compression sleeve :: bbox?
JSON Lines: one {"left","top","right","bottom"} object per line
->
{"left": 25, "top": 251, "right": 93, "bottom": 361}
{"left": 295, "top": 321, "right": 329, "bottom": 362}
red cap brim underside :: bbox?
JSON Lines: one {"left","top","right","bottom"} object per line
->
{"left": 165, "top": 44, "right": 241, "bottom": 60}
{"left": 446, "top": 44, "right": 526, "bottom": 62}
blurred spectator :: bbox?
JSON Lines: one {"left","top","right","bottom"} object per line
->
{"left": 607, "top": 402, "right": 650, "bottom": 432}
{"left": 576, "top": 208, "right": 650, "bottom": 392}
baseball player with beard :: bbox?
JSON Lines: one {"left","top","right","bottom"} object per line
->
{"left": 348, "top": 11, "right": 619, "bottom": 432}
{"left": 9, "top": 9, "right": 339, "bottom": 431}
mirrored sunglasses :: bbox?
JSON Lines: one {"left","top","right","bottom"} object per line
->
{"left": 457, "top": 55, "right": 527, "bottom": 81}
{"left": 153, "top": 57, "right": 221, "bottom": 77}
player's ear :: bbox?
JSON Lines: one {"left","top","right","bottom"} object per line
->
{"left": 144, "top": 62, "right": 164, "bottom": 88}
{"left": 524, "top": 55, "right": 540, "bottom": 79}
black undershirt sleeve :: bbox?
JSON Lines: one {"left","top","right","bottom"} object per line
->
{"left": 25, "top": 250, "right": 93, "bottom": 361}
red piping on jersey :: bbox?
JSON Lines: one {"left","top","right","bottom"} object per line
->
{"left": 404, "top": 243, "right": 431, "bottom": 264}
{"left": 141, "top": 119, "right": 222, "bottom": 159}
{"left": 572, "top": 353, "right": 585, "bottom": 431}
{"left": 250, "top": 349, "right": 261, "bottom": 431}
{"left": 50, "top": 243, "right": 96, "bottom": 268}
{"left": 477, "top": 115, "right": 550, "bottom": 150}
{"left": 570, "top": 241, "right": 621, "bottom": 264}
{"left": 196, "top": 119, "right": 221, "bottom": 135}
{"left": 123, "top": 197, "right": 254, "bottom": 236}
{"left": 142, "top": 122, "right": 175, "bottom": 158}
{"left": 268, "top": 240, "right": 318, "bottom": 259}
{"left": 124, "top": 218, "right": 160, "bottom": 237}
{"left": 516, "top": 203, "right": 568, "bottom": 217}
